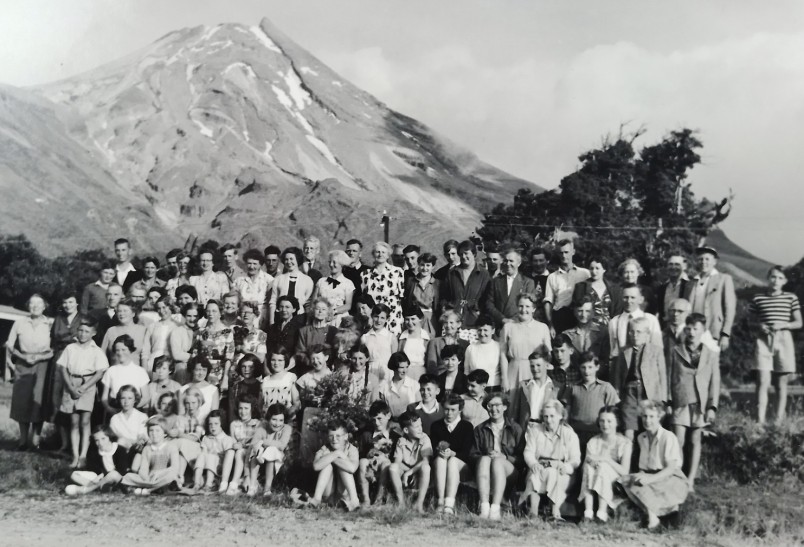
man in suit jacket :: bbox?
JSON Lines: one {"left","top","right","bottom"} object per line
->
{"left": 610, "top": 316, "right": 668, "bottom": 439}
{"left": 656, "top": 255, "right": 693, "bottom": 325}
{"left": 688, "top": 247, "right": 736, "bottom": 351}
{"left": 483, "top": 249, "right": 535, "bottom": 330}
{"left": 88, "top": 283, "right": 124, "bottom": 345}
{"left": 440, "top": 240, "right": 491, "bottom": 328}
{"left": 564, "top": 298, "right": 609, "bottom": 370}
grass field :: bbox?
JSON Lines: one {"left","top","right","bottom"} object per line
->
{"left": 1, "top": 382, "right": 802, "bottom": 547}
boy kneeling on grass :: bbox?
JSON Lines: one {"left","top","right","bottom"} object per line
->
{"left": 431, "top": 394, "right": 474, "bottom": 515}
{"left": 388, "top": 410, "right": 433, "bottom": 513}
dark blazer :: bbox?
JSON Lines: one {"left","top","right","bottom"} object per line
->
{"left": 610, "top": 342, "right": 668, "bottom": 403}
{"left": 88, "top": 308, "right": 118, "bottom": 346}
{"left": 429, "top": 419, "right": 475, "bottom": 463}
{"left": 656, "top": 279, "right": 693, "bottom": 324}
{"left": 440, "top": 267, "right": 491, "bottom": 327}
{"left": 483, "top": 273, "right": 536, "bottom": 329}
{"left": 667, "top": 342, "right": 720, "bottom": 411}
{"left": 470, "top": 418, "right": 522, "bottom": 464}
{"left": 572, "top": 279, "right": 624, "bottom": 320}
{"left": 437, "top": 370, "right": 468, "bottom": 401}
{"left": 265, "top": 315, "right": 305, "bottom": 356}
{"left": 434, "top": 264, "right": 453, "bottom": 283}
{"left": 86, "top": 443, "right": 132, "bottom": 476}
{"left": 563, "top": 324, "right": 609, "bottom": 366}
{"left": 120, "top": 270, "right": 143, "bottom": 294}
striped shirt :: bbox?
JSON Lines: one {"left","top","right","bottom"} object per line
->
{"left": 750, "top": 292, "right": 800, "bottom": 325}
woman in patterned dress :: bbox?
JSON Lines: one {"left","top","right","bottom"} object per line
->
{"left": 192, "top": 300, "right": 234, "bottom": 391}
{"left": 361, "top": 242, "right": 405, "bottom": 335}
{"left": 572, "top": 258, "right": 621, "bottom": 329}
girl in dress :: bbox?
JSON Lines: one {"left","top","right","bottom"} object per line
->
{"left": 311, "top": 250, "right": 356, "bottom": 326}
{"left": 193, "top": 299, "right": 234, "bottom": 391}
{"left": 122, "top": 417, "right": 180, "bottom": 495}
{"left": 174, "top": 387, "right": 205, "bottom": 483}
{"left": 64, "top": 426, "right": 131, "bottom": 496}
{"left": 499, "top": 294, "right": 552, "bottom": 387}
{"left": 178, "top": 355, "right": 220, "bottom": 423}
{"left": 398, "top": 304, "right": 430, "bottom": 381}
{"left": 260, "top": 349, "right": 300, "bottom": 417}
{"left": 522, "top": 400, "right": 581, "bottom": 520}
{"left": 225, "top": 394, "right": 261, "bottom": 495}
{"left": 193, "top": 410, "right": 235, "bottom": 493}
{"left": 579, "top": 406, "right": 632, "bottom": 522}
{"left": 347, "top": 345, "right": 376, "bottom": 406}
{"left": 248, "top": 403, "right": 293, "bottom": 496}
{"left": 361, "top": 304, "right": 398, "bottom": 384}
{"left": 619, "top": 400, "right": 689, "bottom": 529}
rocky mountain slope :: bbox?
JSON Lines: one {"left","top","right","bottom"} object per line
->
{"left": 0, "top": 17, "right": 539, "bottom": 256}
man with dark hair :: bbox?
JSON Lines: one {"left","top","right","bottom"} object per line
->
{"left": 81, "top": 261, "right": 117, "bottom": 314}
{"left": 529, "top": 248, "right": 550, "bottom": 303}
{"left": 434, "top": 240, "right": 460, "bottom": 282}
{"left": 113, "top": 238, "right": 142, "bottom": 292}
{"left": 343, "top": 239, "right": 369, "bottom": 309}
{"left": 563, "top": 297, "right": 609, "bottom": 367}
{"left": 165, "top": 248, "right": 182, "bottom": 270}
{"left": 440, "top": 240, "right": 491, "bottom": 330}
{"left": 689, "top": 246, "right": 736, "bottom": 351}
{"left": 88, "top": 283, "right": 124, "bottom": 345}
{"left": 130, "top": 256, "right": 166, "bottom": 293}
{"left": 657, "top": 254, "right": 693, "bottom": 326}
{"left": 484, "top": 246, "right": 503, "bottom": 278}
{"left": 483, "top": 248, "right": 535, "bottom": 330}
{"left": 221, "top": 243, "right": 246, "bottom": 285}
{"left": 263, "top": 245, "right": 283, "bottom": 277}
{"left": 543, "top": 239, "right": 590, "bottom": 336}
{"left": 403, "top": 244, "right": 421, "bottom": 282}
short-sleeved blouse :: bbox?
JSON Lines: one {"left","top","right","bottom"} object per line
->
{"left": 361, "top": 265, "right": 405, "bottom": 335}
{"left": 261, "top": 372, "right": 298, "bottom": 412}
{"left": 637, "top": 427, "right": 682, "bottom": 472}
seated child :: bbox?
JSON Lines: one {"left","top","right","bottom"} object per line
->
{"left": 174, "top": 387, "right": 205, "bottom": 482}
{"left": 388, "top": 411, "right": 433, "bottom": 513}
{"left": 155, "top": 392, "right": 181, "bottom": 439}
{"left": 436, "top": 344, "right": 468, "bottom": 401}
{"left": 228, "top": 353, "right": 262, "bottom": 423}
{"left": 109, "top": 385, "right": 148, "bottom": 452}
{"left": 348, "top": 344, "right": 377, "bottom": 406}
{"left": 260, "top": 348, "right": 300, "bottom": 418}
{"left": 223, "top": 394, "right": 261, "bottom": 495}
{"left": 512, "top": 347, "right": 556, "bottom": 428}
{"left": 460, "top": 370, "right": 490, "bottom": 427}
{"left": 464, "top": 316, "right": 506, "bottom": 391}
{"left": 406, "top": 374, "right": 443, "bottom": 435}
{"left": 145, "top": 356, "right": 181, "bottom": 416}
{"left": 563, "top": 351, "right": 620, "bottom": 452}
{"left": 65, "top": 425, "right": 131, "bottom": 496}
{"left": 193, "top": 410, "right": 235, "bottom": 493}
{"left": 248, "top": 403, "right": 293, "bottom": 497}
{"left": 305, "top": 420, "right": 360, "bottom": 510}
{"left": 357, "top": 400, "right": 399, "bottom": 508}
{"left": 522, "top": 400, "right": 581, "bottom": 520}
{"left": 579, "top": 406, "right": 632, "bottom": 522}
{"left": 430, "top": 394, "right": 475, "bottom": 515}
{"left": 296, "top": 345, "right": 333, "bottom": 392}
{"left": 121, "top": 417, "right": 180, "bottom": 495}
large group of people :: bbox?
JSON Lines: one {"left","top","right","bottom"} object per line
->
{"left": 4, "top": 235, "right": 801, "bottom": 528}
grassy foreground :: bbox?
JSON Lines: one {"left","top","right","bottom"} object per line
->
{"left": 1, "top": 383, "right": 802, "bottom": 547}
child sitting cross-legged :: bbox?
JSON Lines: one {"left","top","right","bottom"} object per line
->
{"left": 65, "top": 425, "right": 132, "bottom": 496}
{"left": 357, "top": 400, "right": 399, "bottom": 508}
{"left": 297, "top": 420, "right": 360, "bottom": 511}
{"left": 388, "top": 410, "right": 433, "bottom": 513}
{"left": 121, "top": 416, "right": 180, "bottom": 495}
{"left": 430, "top": 394, "right": 475, "bottom": 515}
{"left": 247, "top": 403, "right": 293, "bottom": 497}
{"left": 223, "top": 394, "right": 261, "bottom": 495}
{"left": 192, "top": 410, "right": 235, "bottom": 493}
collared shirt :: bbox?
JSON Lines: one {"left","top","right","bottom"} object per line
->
{"left": 544, "top": 265, "right": 590, "bottom": 310}
{"left": 411, "top": 276, "right": 437, "bottom": 311}
{"left": 523, "top": 423, "right": 581, "bottom": 468}
{"left": 190, "top": 272, "right": 231, "bottom": 306}
{"left": 224, "top": 265, "right": 247, "bottom": 285}
{"left": 690, "top": 268, "right": 719, "bottom": 315}
{"left": 637, "top": 427, "right": 682, "bottom": 472}
{"left": 115, "top": 262, "right": 137, "bottom": 286}
{"left": 362, "top": 327, "right": 396, "bottom": 377}
{"left": 445, "top": 418, "right": 460, "bottom": 433}
{"left": 565, "top": 379, "right": 620, "bottom": 431}
{"left": 608, "top": 309, "right": 662, "bottom": 357}
{"left": 394, "top": 435, "right": 433, "bottom": 468}
{"left": 549, "top": 363, "right": 581, "bottom": 393}
{"left": 57, "top": 341, "right": 109, "bottom": 376}
{"left": 233, "top": 271, "right": 274, "bottom": 308}
{"left": 7, "top": 315, "right": 53, "bottom": 354}
{"left": 506, "top": 274, "right": 515, "bottom": 296}
{"left": 376, "top": 376, "right": 421, "bottom": 417}
{"left": 525, "top": 377, "right": 554, "bottom": 421}
{"left": 399, "top": 329, "right": 430, "bottom": 369}
{"left": 130, "top": 277, "right": 166, "bottom": 294}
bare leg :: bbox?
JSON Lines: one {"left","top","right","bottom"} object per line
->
{"left": 414, "top": 461, "right": 431, "bottom": 513}
{"left": 219, "top": 451, "right": 235, "bottom": 492}
{"left": 444, "top": 457, "right": 466, "bottom": 509}
{"left": 776, "top": 374, "right": 789, "bottom": 423}
{"left": 375, "top": 462, "right": 390, "bottom": 504}
{"left": 313, "top": 464, "right": 334, "bottom": 503}
{"left": 529, "top": 493, "right": 541, "bottom": 517}
{"left": 69, "top": 414, "right": 80, "bottom": 467}
{"left": 583, "top": 493, "right": 594, "bottom": 518}
{"left": 673, "top": 425, "right": 688, "bottom": 474}
{"left": 230, "top": 450, "right": 245, "bottom": 486}
{"left": 476, "top": 456, "right": 491, "bottom": 505}
{"left": 78, "top": 412, "right": 91, "bottom": 464}
{"left": 756, "top": 370, "right": 771, "bottom": 424}
{"left": 434, "top": 456, "right": 448, "bottom": 507}
{"left": 17, "top": 421, "right": 30, "bottom": 448}
{"left": 264, "top": 462, "right": 277, "bottom": 492}
{"left": 490, "top": 458, "right": 513, "bottom": 506}
{"left": 387, "top": 463, "right": 406, "bottom": 505}
{"left": 204, "top": 470, "right": 216, "bottom": 489}
{"left": 687, "top": 429, "right": 703, "bottom": 488}
{"left": 357, "top": 459, "right": 371, "bottom": 506}
{"left": 336, "top": 468, "right": 360, "bottom": 508}
{"left": 31, "top": 422, "right": 43, "bottom": 447}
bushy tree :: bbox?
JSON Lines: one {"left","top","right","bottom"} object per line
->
{"left": 478, "top": 128, "right": 731, "bottom": 282}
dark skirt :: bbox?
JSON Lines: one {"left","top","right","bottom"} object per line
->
{"left": 10, "top": 360, "right": 49, "bottom": 423}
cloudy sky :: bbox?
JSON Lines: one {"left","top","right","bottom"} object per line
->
{"left": 2, "top": 0, "right": 803, "bottom": 263}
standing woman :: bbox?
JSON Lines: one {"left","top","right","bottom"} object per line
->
{"left": 49, "top": 293, "right": 83, "bottom": 451}
{"left": 499, "top": 294, "right": 552, "bottom": 387}
{"left": 618, "top": 258, "right": 655, "bottom": 313}
{"left": 361, "top": 242, "right": 405, "bottom": 335}
{"left": 6, "top": 294, "right": 54, "bottom": 450}
{"left": 193, "top": 299, "right": 235, "bottom": 392}
{"left": 267, "top": 247, "right": 314, "bottom": 326}
{"left": 572, "top": 258, "right": 622, "bottom": 328}
{"left": 166, "top": 252, "right": 192, "bottom": 299}
{"left": 140, "top": 296, "right": 177, "bottom": 376}
{"left": 619, "top": 400, "right": 688, "bottom": 529}
{"left": 189, "top": 250, "right": 231, "bottom": 306}
{"left": 311, "top": 250, "right": 356, "bottom": 326}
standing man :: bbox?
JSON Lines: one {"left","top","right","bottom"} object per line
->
{"left": 129, "top": 257, "right": 166, "bottom": 294}
{"left": 529, "top": 248, "right": 550, "bottom": 301}
{"left": 343, "top": 238, "right": 369, "bottom": 305}
{"left": 441, "top": 240, "right": 491, "bottom": 332}
{"left": 608, "top": 284, "right": 663, "bottom": 364}
{"left": 434, "top": 240, "right": 461, "bottom": 282}
{"left": 88, "top": 284, "right": 124, "bottom": 345}
{"left": 484, "top": 247, "right": 503, "bottom": 278}
{"left": 263, "top": 245, "right": 283, "bottom": 278}
{"left": 483, "top": 248, "right": 535, "bottom": 330}
{"left": 657, "top": 255, "right": 693, "bottom": 326}
{"left": 403, "top": 245, "right": 421, "bottom": 283}
{"left": 221, "top": 244, "right": 246, "bottom": 286}
{"left": 688, "top": 246, "right": 736, "bottom": 351}
{"left": 302, "top": 236, "right": 323, "bottom": 284}
{"left": 543, "top": 239, "right": 590, "bottom": 336}
{"left": 81, "top": 261, "right": 117, "bottom": 314}
{"left": 113, "top": 238, "right": 142, "bottom": 293}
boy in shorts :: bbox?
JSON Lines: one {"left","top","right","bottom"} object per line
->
{"left": 669, "top": 313, "right": 719, "bottom": 490}
{"left": 309, "top": 421, "right": 360, "bottom": 511}
{"left": 388, "top": 411, "right": 433, "bottom": 512}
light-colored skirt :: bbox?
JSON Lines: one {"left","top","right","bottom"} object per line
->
{"left": 619, "top": 468, "right": 688, "bottom": 516}
{"left": 523, "top": 465, "right": 573, "bottom": 507}
{"left": 578, "top": 461, "right": 624, "bottom": 507}
{"left": 121, "top": 468, "right": 177, "bottom": 489}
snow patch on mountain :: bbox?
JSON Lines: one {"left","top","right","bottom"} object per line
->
{"left": 249, "top": 25, "right": 282, "bottom": 53}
